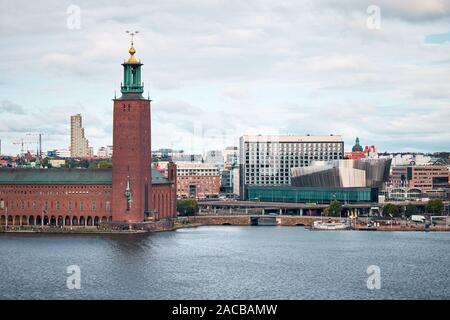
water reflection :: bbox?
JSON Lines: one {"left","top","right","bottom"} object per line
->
{"left": 0, "top": 227, "right": 449, "bottom": 299}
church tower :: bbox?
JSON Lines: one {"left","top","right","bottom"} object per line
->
{"left": 112, "top": 34, "right": 151, "bottom": 223}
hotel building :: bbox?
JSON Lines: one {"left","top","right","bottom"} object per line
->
{"left": 239, "top": 135, "right": 344, "bottom": 199}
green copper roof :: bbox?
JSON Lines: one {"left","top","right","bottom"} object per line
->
{"left": 151, "top": 169, "right": 171, "bottom": 184}
{"left": 0, "top": 168, "right": 171, "bottom": 185}
{"left": 352, "top": 137, "right": 363, "bottom": 152}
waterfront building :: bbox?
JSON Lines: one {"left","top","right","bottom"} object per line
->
{"left": 390, "top": 165, "right": 449, "bottom": 191}
{"left": 245, "top": 159, "right": 390, "bottom": 204}
{"left": 0, "top": 168, "right": 176, "bottom": 226}
{"left": 176, "top": 162, "right": 221, "bottom": 198}
{"left": 246, "top": 186, "right": 378, "bottom": 204}
{"left": 239, "top": 134, "right": 344, "bottom": 198}
{"left": 70, "top": 114, "right": 93, "bottom": 158}
{"left": 291, "top": 159, "right": 391, "bottom": 189}
{"left": 0, "top": 40, "right": 177, "bottom": 227}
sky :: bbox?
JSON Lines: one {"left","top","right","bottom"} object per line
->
{"left": 0, "top": 0, "right": 450, "bottom": 156}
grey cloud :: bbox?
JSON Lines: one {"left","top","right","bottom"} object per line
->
{"left": 315, "top": 0, "right": 450, "bottom": 22}
{"left": 0, "top": 100, "right": 26, "bottom": 114}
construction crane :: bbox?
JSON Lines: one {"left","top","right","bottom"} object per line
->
{"left": 26, "top": 132, "right": 44, "bottom": 159}
{"left": 12, "top": 139, "right": 35, "bottom": 154}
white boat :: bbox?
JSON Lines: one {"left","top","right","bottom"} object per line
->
{"left": 312, "top": 220, "right": 350, "bottom": 230}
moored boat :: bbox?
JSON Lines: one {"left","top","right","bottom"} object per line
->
{"left": 311, "top": 220, "right": 350, "bottom": 231}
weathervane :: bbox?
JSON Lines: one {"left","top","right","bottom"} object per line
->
{"left": 125, "top": 30, "right": 139, "bottom": 45}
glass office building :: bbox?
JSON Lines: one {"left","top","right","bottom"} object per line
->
{"left": 246, "top": 186, "right": 378, "bottom": 204}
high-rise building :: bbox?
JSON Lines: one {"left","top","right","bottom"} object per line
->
{"left": 239, "top": 134, "right": 344, "bottom": 198}
{"left": 70, "top": 114, "right": 92, "bottom": 158}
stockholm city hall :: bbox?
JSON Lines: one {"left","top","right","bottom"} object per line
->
{"left": 0, "top": 38, "right": 178, "bottom": 230}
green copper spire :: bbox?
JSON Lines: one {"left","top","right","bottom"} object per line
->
{"left": 121, "top": 31, "right": 144, "bottom": 97}
{"left": 352, "top": 137, "right": 363, "bottom": 152}
{"left": 35, "top": 157, "right": 41, "bottom": 169}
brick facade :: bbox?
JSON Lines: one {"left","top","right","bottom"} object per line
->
{"left": 112, "top": 98, "right": 152, "bottom": 223}
{"left": 0, "top": 170, "right": 176, "bottom": 227}
{"left": 176, "top": 163, "right": 221, "bottom": 199}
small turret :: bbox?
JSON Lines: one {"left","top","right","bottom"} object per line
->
{"left": 352, "top": 137, "right": 363, "bottom": 152}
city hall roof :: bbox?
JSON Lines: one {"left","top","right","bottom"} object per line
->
{"left": 0, "top": 168, "right": 171, "bottom": 185}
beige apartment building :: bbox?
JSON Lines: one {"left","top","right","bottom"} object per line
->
{"left": 70, "top": 114, "right": 93, "bottom": 158}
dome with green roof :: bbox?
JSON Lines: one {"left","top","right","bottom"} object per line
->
{"left": 352, "top": 137, "right": 363, "bottom": 152}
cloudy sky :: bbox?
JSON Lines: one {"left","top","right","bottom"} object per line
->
{"left": 1, "top": 0, "right": 450, "bottom": 155}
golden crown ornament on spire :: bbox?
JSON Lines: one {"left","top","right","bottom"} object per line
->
{"left": 125, "top": 30, "right": 139, "bottom": 63}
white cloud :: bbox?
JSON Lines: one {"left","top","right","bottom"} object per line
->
{"left": 0, "top": 0, "right": 449, "bottom": 154}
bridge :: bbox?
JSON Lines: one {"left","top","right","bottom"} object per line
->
{"left": 187, "top": 215, "right": 340, "bottom": 227}
{"left": 197, "top": 199, "right": 450, "bottom": 217}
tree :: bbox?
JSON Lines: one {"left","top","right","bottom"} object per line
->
{"left": 383, "top": 203, "right": 400, "bottom": 217}
{"left": 177, "top": 199, "right": 199, "bottom": 216}
{"left": 43, "top": 157, "right": 52, "bottom": 168}
{"left": 324, "top": 199, "right": 342, "bottom": 216}
{"left": 98, "top": 161, "right": 112, "bottom": 169}
{"left": 404, "top": 204, "right": 418, "bottom": 217}
{"left": 426, "top": 199, "right": 444, "bottom": 215}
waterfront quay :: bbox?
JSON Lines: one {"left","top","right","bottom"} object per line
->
{"left": 192, "top": 200, "right": 450, "bottom": 232}
{"left": 0, "top": 219, "right": 174, "bottom": 234}
{"left": 182, "top": 215, "right": 450, "bottom": 231}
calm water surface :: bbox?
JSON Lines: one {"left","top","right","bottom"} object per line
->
{"left": 0, "top": 226, "right": 449, "bottom": 299}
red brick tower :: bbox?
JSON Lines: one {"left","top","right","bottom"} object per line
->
{"left": 112, "top": 36, "right": 151, "bottom": 223}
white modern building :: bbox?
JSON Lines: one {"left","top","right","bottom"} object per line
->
{"left": 239, "top": 134, "right": 344, "bottom": 198}
{"left": 205, "top": 150, "right": 224, "bottom": 165}
{"left": 223, "top": 146, "right": 239, "bottom": 165}
{"left": 47, "top": 149, "right": 71, "bottom": 158}
{"left": 170, "top": 151, "right": 203, "bottom": 162}
{"left": 378, "top": 153, "right": 432, "bottom": 167}
{"left": 97, "top": 145, "right": 113, "bottom": 158}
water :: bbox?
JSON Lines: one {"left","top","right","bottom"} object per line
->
{"left": 0, "top": 226, "right": 449, "bottom": 299}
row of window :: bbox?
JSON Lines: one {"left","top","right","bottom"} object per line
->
{"left": 245, "top": 142, "right": 342, "bottom": 147}
{"left": 0, "top": 190, "right": 111, "bottom": 196}
{"left": 178, "top": 171, "right": 220, "bottom": 176}
{"left": 0, "top": 200, "right": 111, "bottom": 212}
